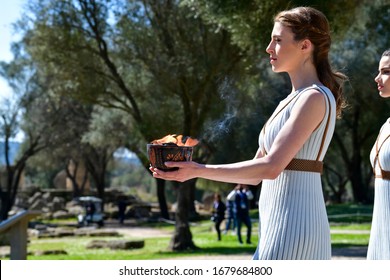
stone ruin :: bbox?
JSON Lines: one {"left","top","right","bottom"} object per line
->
{"left": 0, "top": 187, "right": 151, "bottom": 258}
{"left": 10, "top": 186, "right": 153, "bottom": 221}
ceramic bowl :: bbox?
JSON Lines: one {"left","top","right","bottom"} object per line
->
{"left": 147, "top": 143, "right": 193, "bottom": 171}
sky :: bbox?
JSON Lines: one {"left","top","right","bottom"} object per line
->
{"left": 0, "top": 0, "right": 25, "bottom": 101}
{"left": 0, "top": 0, "right": 26, "bottom": 142}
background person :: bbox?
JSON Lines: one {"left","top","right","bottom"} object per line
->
{"left": 227, "top": 184, "right": 253, "bottom": 244}
{"left": 223, "top": 198, "right": 237, "bottom": 235}
{"left": 367, "top": 49, "right": 390, "bottom": 260}
{"left": 85, "top": 201, "right": 95, "bottom": 224}
{"left": 212, "top": 193, "right": 226, "bottom": 241}
{"left": 117, "top": 196, "right": 127, "bottom": 225}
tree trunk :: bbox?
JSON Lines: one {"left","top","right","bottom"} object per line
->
{"left": 323, "top": 165, "right": 348, "bottom": 203}
{"left": 349, "top": 160, "right": 371, "bottom": 204}
{"left": 156, "top": 179, "right": 170, "bottom": 220}
{"left": 168, "top": 179, "right": 198, "bottom": 251}
{"left": 0, "top": 191, "right": 11, "bottom": 221}
{"left": 349, "top": 135, "right": 371, "bottom": 204}
{"left": 333, "top": 130, "right": 372, "bottom": 204}
{"left": 65, "top": 160, "right": 84, "bottom": 198}
{"left": 85, "top": 155, "right": 107, "bottom": 211}
{"left": 188, "top": 183, "right": 198, "bottom": 220}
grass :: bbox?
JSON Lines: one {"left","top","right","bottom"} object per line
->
{"left": 28, "top": 236, "right": 174, "bottom": 260}
{"left": 26, "top": 221, "right": 258, "bottom": 260}
{"left": 1, "top": 204, "right": 373, "bottom": 260}
{"left": 330, "top": 223, "right": 371, "bottom": 231}
{"left": 327, "top": 203, "right": 373, "bottom": 224}
{"left": 331, "top": 233, "right": 370, "bottom": 248}
{"left": 24, "top": 231, "right": 370, "bottom": 260}
{"left": 327, "top": 204, "right": 371, "bottom": 249}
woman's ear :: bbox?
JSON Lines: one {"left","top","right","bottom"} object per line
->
{"left": 300, "top": 39, "right": 312, "bottom": 52}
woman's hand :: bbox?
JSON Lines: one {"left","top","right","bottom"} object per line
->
{"left": 149, "top": 161, "right": 202, "bottom": 182}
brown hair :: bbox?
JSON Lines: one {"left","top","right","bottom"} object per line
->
{"left": 274, "top": 7, "right": 348, "bottom": 118}
{"left": 382, "top": 49, "right": 390, "bottom": 57}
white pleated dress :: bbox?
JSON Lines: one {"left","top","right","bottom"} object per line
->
{"left": 367, "top": 120, "right": 390, "bottom": 260}
{"left": 252, "top": 84, "right": 336, "bottom": 260}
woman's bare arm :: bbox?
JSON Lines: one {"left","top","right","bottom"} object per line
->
{"left": 150, "top": 89, "right": 326, "bottom": 185}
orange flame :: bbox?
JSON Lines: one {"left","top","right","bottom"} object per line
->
{"left": 151, "top": 134, "right": 199, "bottom": 147}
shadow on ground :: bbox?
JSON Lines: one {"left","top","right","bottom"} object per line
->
{"left": 157, "top": 246, "right": 254, "bottom": 258}
{"left": 332, "top": 245, "right": 367, "bottom": 259}
{"left": 157, "top": 245, "right": 368, "bottom": 260}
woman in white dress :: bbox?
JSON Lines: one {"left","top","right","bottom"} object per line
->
{"left": 150, "top": 7, "right": 347, "bottom": 260}
{"left": 368, "top": 49, "right": 390, "bottom": 260}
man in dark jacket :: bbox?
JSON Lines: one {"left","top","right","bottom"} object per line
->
{"left": 227, "top": 184, "right": 253, "bottom": 244}
{"left": 212, "top": 193, "right": 226, "bottom": 241}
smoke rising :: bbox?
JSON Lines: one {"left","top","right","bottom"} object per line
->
{"left": 202, "top": 77, "right": 239, "bottom": 143}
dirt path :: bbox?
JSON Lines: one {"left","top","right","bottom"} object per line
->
{"left": 115, "top": 227, "right": 172, "bottom": 238}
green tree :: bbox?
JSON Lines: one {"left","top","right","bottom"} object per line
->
{"left": 325, "top": 2, "right": 390, "bottom": 203}
{"left": 0, "top": 57, "right": 67, "bottom": 220}
{"left": 18, "top": 0, "right": 247, "bottom": 250}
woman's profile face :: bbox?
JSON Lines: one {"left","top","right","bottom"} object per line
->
{"left": 375, "top": 55, "right": 390, "bottom": 98}
{"left": 265, "top": 22, "right": 302, "bottom": 73}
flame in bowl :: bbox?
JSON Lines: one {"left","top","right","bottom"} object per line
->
{"left": 151, "top": 134, "right": 199, "bottom": 147}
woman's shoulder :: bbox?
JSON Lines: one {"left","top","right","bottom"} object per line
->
{"left": 312, "top": 84, "right": 334, "bottom": 97}
{"left": 291, "top": 85, "right": 331, "bottom": 119}
{"left": 296, "top": 85, "right": 328, "bottom": 106}
{"left": 303, "top": 84, "right": 336, "bottom": 106}
{"left": 380, "top": 119, "right": 390, "bottom": 130}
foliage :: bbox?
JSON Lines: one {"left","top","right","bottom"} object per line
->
{"left": 0, "top": 50, "right": 72, "bottom": 219}
{"left": 182, "top": 0, "right": 364, "bottom": 51}
{"left": 108, "top": 158, "right": 157, "bottom": 202}
{"left": 109, "top": 160, "right": 150, "bottom": 188}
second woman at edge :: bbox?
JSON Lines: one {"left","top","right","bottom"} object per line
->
{"left": 151, "top": 7, "right": 347, "bottom": 260}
